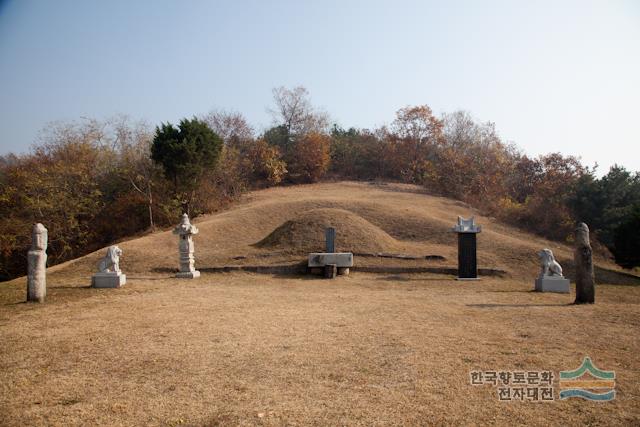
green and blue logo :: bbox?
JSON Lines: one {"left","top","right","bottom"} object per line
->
{"left": 559, "top": 357, "right": 615, "bottom": 401}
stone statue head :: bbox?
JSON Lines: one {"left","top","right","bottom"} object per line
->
{"left": 98, "top": 245, "right": 123, "bottom": 273}
{"left": 538, "top": 248, "right": 563, "bottom": 277}
{"left": 575, "top": 222, "right": 590, "bottom": 246}
{"left": 31, "top": 223, "right": 48, "bottom": 251}
{"left": 538, "top": 248, "right": 551, "bottom": 259}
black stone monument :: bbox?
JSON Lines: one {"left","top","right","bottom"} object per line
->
{"left": 452, "top": 216, "right": 482, "bottom": 280}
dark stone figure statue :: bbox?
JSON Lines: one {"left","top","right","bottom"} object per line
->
{"left": 574, "top": 222, "right": 595, "bottom": 304}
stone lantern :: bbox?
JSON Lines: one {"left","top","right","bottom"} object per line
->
{"left": 173, "top": 213, "right": 200, "bottom": 279}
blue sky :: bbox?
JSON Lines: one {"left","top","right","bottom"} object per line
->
{"left": 1, "top": 0, "right": 639, "bottom": 173}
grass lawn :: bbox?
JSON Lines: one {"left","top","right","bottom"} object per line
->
{"left": 1, "top": 272, "right": 638, "bottom": 426}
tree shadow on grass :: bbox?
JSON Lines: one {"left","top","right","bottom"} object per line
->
{"left": 375, "top": 275, "right": 450, "bottom": 282}
{"left": 150, "top": 267, "right": 176, "bottom": 274}
{"left": 270, "top": 272, "right": 352, "bottom": 281}
{"left": 5, "top": 301, "right": 27, "bottom": 306}
{"left": 52, "top": 285, "right": 92, "bottom": 289}
{"left": 478, "top": 289, "right": 539, "bottom": 293}
{"left": 467, "top": 303, "right": 572, "bottom": 308}
{"left": 559, "top": 261, "right": 640, "bottom": 286}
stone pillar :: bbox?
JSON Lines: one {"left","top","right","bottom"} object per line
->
{"left": 574, "top": 222, "right": 595, "bottom": 304}
{"left": 27, "top": 223, "right": 47, "bottom": 303}
{"left": 458, "top": 233, "right": 477, "bottom": 278}
{"left": 452, "top": 216, "right": 481, "bottom": 280}
{"left": 325, "top": 227, "right": 336, "bottom": 253}
{"left": 173, "top": 214, "right": 200, "bottom": 279}
{"left": 324, "top": 264, "right": 337, "bottom": 279}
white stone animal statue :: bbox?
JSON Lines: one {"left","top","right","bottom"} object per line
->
{"left": 97, "top": 246, "right": 123, "bottom": 273}
{"left": 538, "top": 248, "right": 563, "bottom": 278}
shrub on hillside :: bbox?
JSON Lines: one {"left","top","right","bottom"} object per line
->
{"left": 286, "top": 132, "right": 331, "bottom": 183}
{"left": 612, "top": 204, "right": 640, "bottom": 269}
{"left": 151, "top": 118, "right": 223, "bottom": 213}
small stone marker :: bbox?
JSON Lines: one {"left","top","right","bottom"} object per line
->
{"left": 534, "top": 248, "right": 570, "bottom": 293}
{"left": 27, "top": 223, "right": 47, "bottom": 303}
{"left": 325, "top": 227, "right": 336, "bottom": 253}
{"left": 173, "top": 213, "right": 200, "bottom": 279}
{"left": 308, "top": 253, "right": 353, "bottom": 269}
{"left": 451, "top": 216, "right": 481, "bottom": 280}
{"left": 308, "top": 227, "right": 353, "bottom": 277}
{"left": 574, "top": 222, "right": 595, "bottom": 304}
{"left": 92, "top": 246, "right": 126, "bottom": 288}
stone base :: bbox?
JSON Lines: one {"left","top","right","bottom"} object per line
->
{"left": 535, "top": 276, "right": 570, "bottom": 293}
{"left": 324, "top": 264, "right": 337, "bottom": 279}
{"left": 92, "top": 272, "right": 126, "bottom": 288}
{"left": 337, "top": 267, "right": 350, "bottom": 276}
{"left": 176, "top": 270, "right": 200, "bottom": 279}
{"left": 456, "top": 277, "right": 481, "bottom": 281}
{"left": 308, "top": 253, "right": 354, "bottom": 268}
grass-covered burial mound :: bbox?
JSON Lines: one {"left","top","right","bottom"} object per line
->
{"left": 255, "top": 208, "right": 400, "bottom": 254}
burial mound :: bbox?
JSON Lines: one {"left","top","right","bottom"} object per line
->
{"left": 255, "top": 208, "right": 400, "bottom": 254}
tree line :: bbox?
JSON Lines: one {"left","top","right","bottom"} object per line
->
{"left": 1, "top": 86, "right": 638, "bottom": 280}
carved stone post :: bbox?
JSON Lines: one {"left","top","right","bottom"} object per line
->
{"left": 452, "top": 216, "right": 481, "bottom": 280}
{"left": 27, "top": 223, "right": 47, "bottom": 303}
{"left": 173, "top": 214, "right": 200, "bottom": 279}
{"left": 574, "top": 222, "right": 595, "bottom": 304}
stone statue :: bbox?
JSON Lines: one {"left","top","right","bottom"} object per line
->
{"left": 92, "top": 245, "right": 126, "bottom": 288}
{"left": 574, "top": 222, "right": 595, "bottom": 304}
{"left": 537, "top": 248, "right": 563, "bottom": 278}
{"left": 27, "top": 223, "right": 47, "bottom": 303}
{"left": 97, "top": 245, "right": 122, "bottom": 273}
{"left": 173, "top": 213, "right": 200, "bottom": 278}
{"left": 534, "top": 248, "right": 569, "bottom": 293}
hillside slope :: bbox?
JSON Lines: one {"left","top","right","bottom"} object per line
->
{"left": 2, "top": 182, "right": 639, "bottom": 425}
{"left": 26, "top": 181, "right": 633, "bottom": 287}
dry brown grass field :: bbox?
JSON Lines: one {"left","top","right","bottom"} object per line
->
{"left": 1, "top": 182, "right": 639, "bottom": 426}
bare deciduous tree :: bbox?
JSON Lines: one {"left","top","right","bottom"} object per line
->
{"left": 268, "top": 86, "right": 329, "bottom": 142}
{"left": 390, "top": 105, "right": 443, "bottom": 147}
{"left": 115, "top": 119, "right": 158, "bottom": 230}
{"left": 202, "top": 109, "right": 254, "bottom": 146}
{"left": 441, "top": 110, "right": 501, "bottom": 150}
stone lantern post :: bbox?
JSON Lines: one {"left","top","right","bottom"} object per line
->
{"left": 452, "top": 216, "right": 481, "bottom": 280}
{"left": 27, "top": 223, "right": 47, "bottom": 303}
{"left": 173, "top": 213, "right": 200, "bottom": 279}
